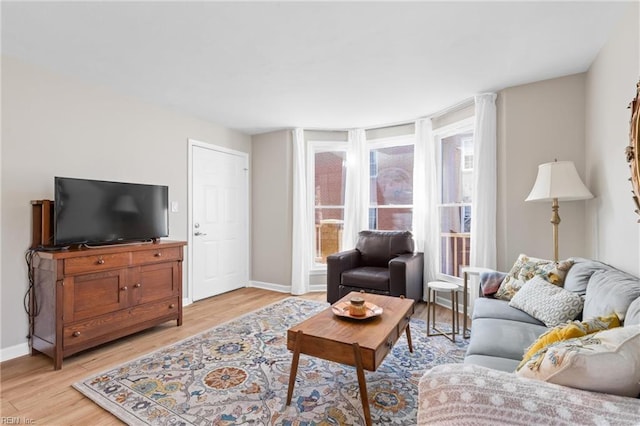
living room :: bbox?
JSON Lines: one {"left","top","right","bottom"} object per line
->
{"left": 2, "top": 1, "right": 639, "bottom": 424}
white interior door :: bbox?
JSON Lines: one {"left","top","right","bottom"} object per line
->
{"left": 191, "top": 143, "right": 248, "bottom": 301}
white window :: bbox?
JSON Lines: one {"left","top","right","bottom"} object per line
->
{"left": 367, "top": 135, "right": 415, "bottom": 231}
{"left": 435, "top": 119, "right": 475, "bottom": 278}
{"left": 309, "top": 141, "right": 347, "bottom": 266}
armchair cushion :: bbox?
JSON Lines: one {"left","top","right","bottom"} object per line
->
{"left": 341, "top": 267, "right": 389, "bottom": 291}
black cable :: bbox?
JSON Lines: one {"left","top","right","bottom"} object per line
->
{"left": 24, "top": 250, "right": 40, "bottom": 342}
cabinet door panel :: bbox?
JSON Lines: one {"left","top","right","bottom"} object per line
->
{"left": 64, "top": 269, "right": 129, "bottom": 322}
{"left": 131, "top": 262, "right": 179, "bottom": 304}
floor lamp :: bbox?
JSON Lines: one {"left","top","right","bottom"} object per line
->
{"left": 525, "top": 160, "right": 593, "bottom": 262}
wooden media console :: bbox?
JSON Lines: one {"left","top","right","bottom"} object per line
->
{"left": 30, "top": 240, "right": 186, "bottom": 369}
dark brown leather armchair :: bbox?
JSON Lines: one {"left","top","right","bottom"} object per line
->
{"left": 326, "top": 230, "right": 424, "bottom": 304}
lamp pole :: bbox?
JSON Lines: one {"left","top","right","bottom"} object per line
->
{"left": 550, "top": 198, "right": 560, "bottom": 262}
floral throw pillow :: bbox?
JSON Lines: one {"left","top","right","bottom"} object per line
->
{"left": 495, "top": 254, "right": 573, "bottom": 301}
{"left": 516, "top": 325, "right": 640, "bottom": 398}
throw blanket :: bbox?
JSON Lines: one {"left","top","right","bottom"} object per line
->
{"left": 418, "top": 364, "right": 640, "bottom": 425}
{"left": 480, "top": 271, "right": 507, "bottom": 296}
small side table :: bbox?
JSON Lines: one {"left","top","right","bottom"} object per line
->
{"left": 426, "top": 281, "right": 461, "bottom": 342}
{"left": 461, "top": 267, "right": 493, "bottom": 339}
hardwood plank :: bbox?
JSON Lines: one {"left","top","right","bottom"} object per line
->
{"left": 0, "top": 287, "right": 459, "bottom": 424}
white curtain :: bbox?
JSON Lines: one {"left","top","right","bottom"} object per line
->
{"left": 471, "top": 93, "right": 497, "bottom": 270}
{"left": 291, "top": 128, "right": 311, "bottom": 295}
{"left": 342, "top": 129, "right": 369, "bottom": 249}
{"left": 413, "top": 118, "right": 439, "bottom": 288}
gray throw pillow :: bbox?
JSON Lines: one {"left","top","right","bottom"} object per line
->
{"left": 583, "top": 269, "right": 640, "bottom": 321}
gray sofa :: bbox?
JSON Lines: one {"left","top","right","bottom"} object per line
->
{"left": 465, "top": 257, "right": 640, "bottom": 372}
{"left": 417, "top": 257, "right": 640, "bottom": 425}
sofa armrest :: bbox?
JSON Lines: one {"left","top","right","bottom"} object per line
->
{"left": 418, "top": 364, "right": 640, "bottom": 425}
{"left": 326, "top": 249, "right": 360, "bottom": 303}
{"left": 389, "top": 252, "right": 424, "bottom": 301}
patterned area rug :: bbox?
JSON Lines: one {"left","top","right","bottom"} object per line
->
{"left": 74, "top": 297, "right": 468, "bottom": 425}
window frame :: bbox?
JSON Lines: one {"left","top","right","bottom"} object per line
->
{"left": 307, "top": 139, "right": 349, "bottom": 271}
{"left": 433, "top": 117, "right": 475, "bottom": 282}
{"left": 366, "top": 134, "right": 416, "bottom": 231}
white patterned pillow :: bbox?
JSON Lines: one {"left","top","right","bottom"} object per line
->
{"left": 516, "top": 325, "right": 640, "bottom": 398}
{"left": 508, "top": 276, "right": 583, "bottom": 327}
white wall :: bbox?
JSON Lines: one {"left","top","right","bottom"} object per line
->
{"left": 1, "top": 56, "right": 251, "bottom": 357}
{"left": 496, "top": 74, "right": 588, "bottom": 270}
{"left": 585, "top": 2, "right": 640, "bottom": 276}
{"left": 250, "top": 130, "right": 293, "bottom": 289}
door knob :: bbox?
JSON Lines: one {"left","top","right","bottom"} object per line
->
{"left": 194, "top": 232, "right": 207, "bottom": 236}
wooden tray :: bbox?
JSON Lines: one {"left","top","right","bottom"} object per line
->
{"left": 331, "top": 301, "right": 383, "bottom": 320}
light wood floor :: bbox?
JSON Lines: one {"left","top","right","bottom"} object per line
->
{"left": 0, "top": 288, "right": 461, "bottom": 425}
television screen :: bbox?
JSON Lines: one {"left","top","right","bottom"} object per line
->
{"left": 54, "top": 177, "right": 169, "bottom": 246}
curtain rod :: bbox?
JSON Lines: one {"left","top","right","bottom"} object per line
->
{"left": 298, "top": 96, "right": 476, "bottom": 133}
{"left": 426, "top": 97, "right": 475, "bottom": 120}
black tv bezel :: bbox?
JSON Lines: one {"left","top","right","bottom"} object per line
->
{"left": 53, "top": 176, "right": 169, "bottom": 247}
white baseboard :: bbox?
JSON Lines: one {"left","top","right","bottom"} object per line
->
{"left": 1, "top": 342, "right": 30, "bottom": 362}
{"left": 309, "top": 284, "right": 327, "bottom": 293}
{"left": 248, "top": 280, "right": 291, "bottom": 293}
{"left": 248, "top": 281, "right": 327, "bottom": 295}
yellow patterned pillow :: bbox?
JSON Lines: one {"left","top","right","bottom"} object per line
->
{"left": 516, "top": 313, "right": 620, "bottom": 371}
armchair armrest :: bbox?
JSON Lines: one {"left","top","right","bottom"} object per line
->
{"left": 326, "top": 249, "right": 360, "bottom": 303}
{"left": 418, "top": 363, "right": 640, "bottom": 425}
{"left": 389, "top": 252, "right": 424, "bottom": 301}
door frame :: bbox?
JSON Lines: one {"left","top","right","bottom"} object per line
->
{"left": 187, "top": 138, "right": 250, "bottom": 304}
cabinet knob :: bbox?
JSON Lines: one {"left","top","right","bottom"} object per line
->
{"left": 169, "top": 303, "right": 175, "bottom": 309}
{"left": 97, "top": 258, "right": 105, "bottom": 265}
{"left": 154, "top": 252, "right": 162, "bottom": 257}
{"left": 134, "top": 283, "right": 141, "bottom": 288}
{"left": 120, "top": 286, "right": 128, "bottom": 291}
{"left": 72, "top": 331, "right": 81, "bottom": 337}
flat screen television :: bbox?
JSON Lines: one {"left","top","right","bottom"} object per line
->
{"left": 54, "top": 177, "right": 169, "bottom": 246}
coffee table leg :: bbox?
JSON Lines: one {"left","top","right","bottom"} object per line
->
{"left": 286, "top": 330, "right": 303, "bottom": 406}
{"left": 405, "top": 322, "right": 413, "bottom": 353}
{"left": 352, "top": 342, "right": 372, "bottom": 426}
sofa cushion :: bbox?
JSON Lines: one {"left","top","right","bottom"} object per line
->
{"left": 341, "top": 266, "right": 389, "bottom": 291}
{"left": 508, "top": 276, "right": 584, "bottom": 327}
{"left": 472, "top": 297, "right": 544, "bottom": 325}
{"left": 625, "top": 297, "right": 640, "bottom": 326}
{"left": 466, "top": 317, "right": 547, "bottom": 361}
{"left": 355, "top": 230, "right": 414, "bottom": 267}
{"left": 563, "top": 257, "right": 610, "bottom": 295}
{"left": 517, "top": 325, "right": 640, "bottom": 398}
{"left": 583, "top": 269, "right": 640, "bottom": 321}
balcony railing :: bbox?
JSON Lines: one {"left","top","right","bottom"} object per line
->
{"left": 441, "top": 232, "right": 470, "bottom": 278}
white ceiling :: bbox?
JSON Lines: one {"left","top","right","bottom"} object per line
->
{"left": 1, "top": 1, "right": 632, "bottom": 135}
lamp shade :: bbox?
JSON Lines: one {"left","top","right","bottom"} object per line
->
{"left": 526, "top": 160, "right": 593, "bottom": 202}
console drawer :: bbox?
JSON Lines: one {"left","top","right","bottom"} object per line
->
{"left": 64, "top": 252, "right": 130, "bottom": 275}
{"left": 132, "top": 247, "right": 182, "bottom": 265}
{"left": 63, "top": 297, "right": 180, "bottom": 349}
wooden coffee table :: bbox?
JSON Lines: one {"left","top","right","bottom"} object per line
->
{"left": 286, "top": 292, "right": 415, "bottom": 426}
